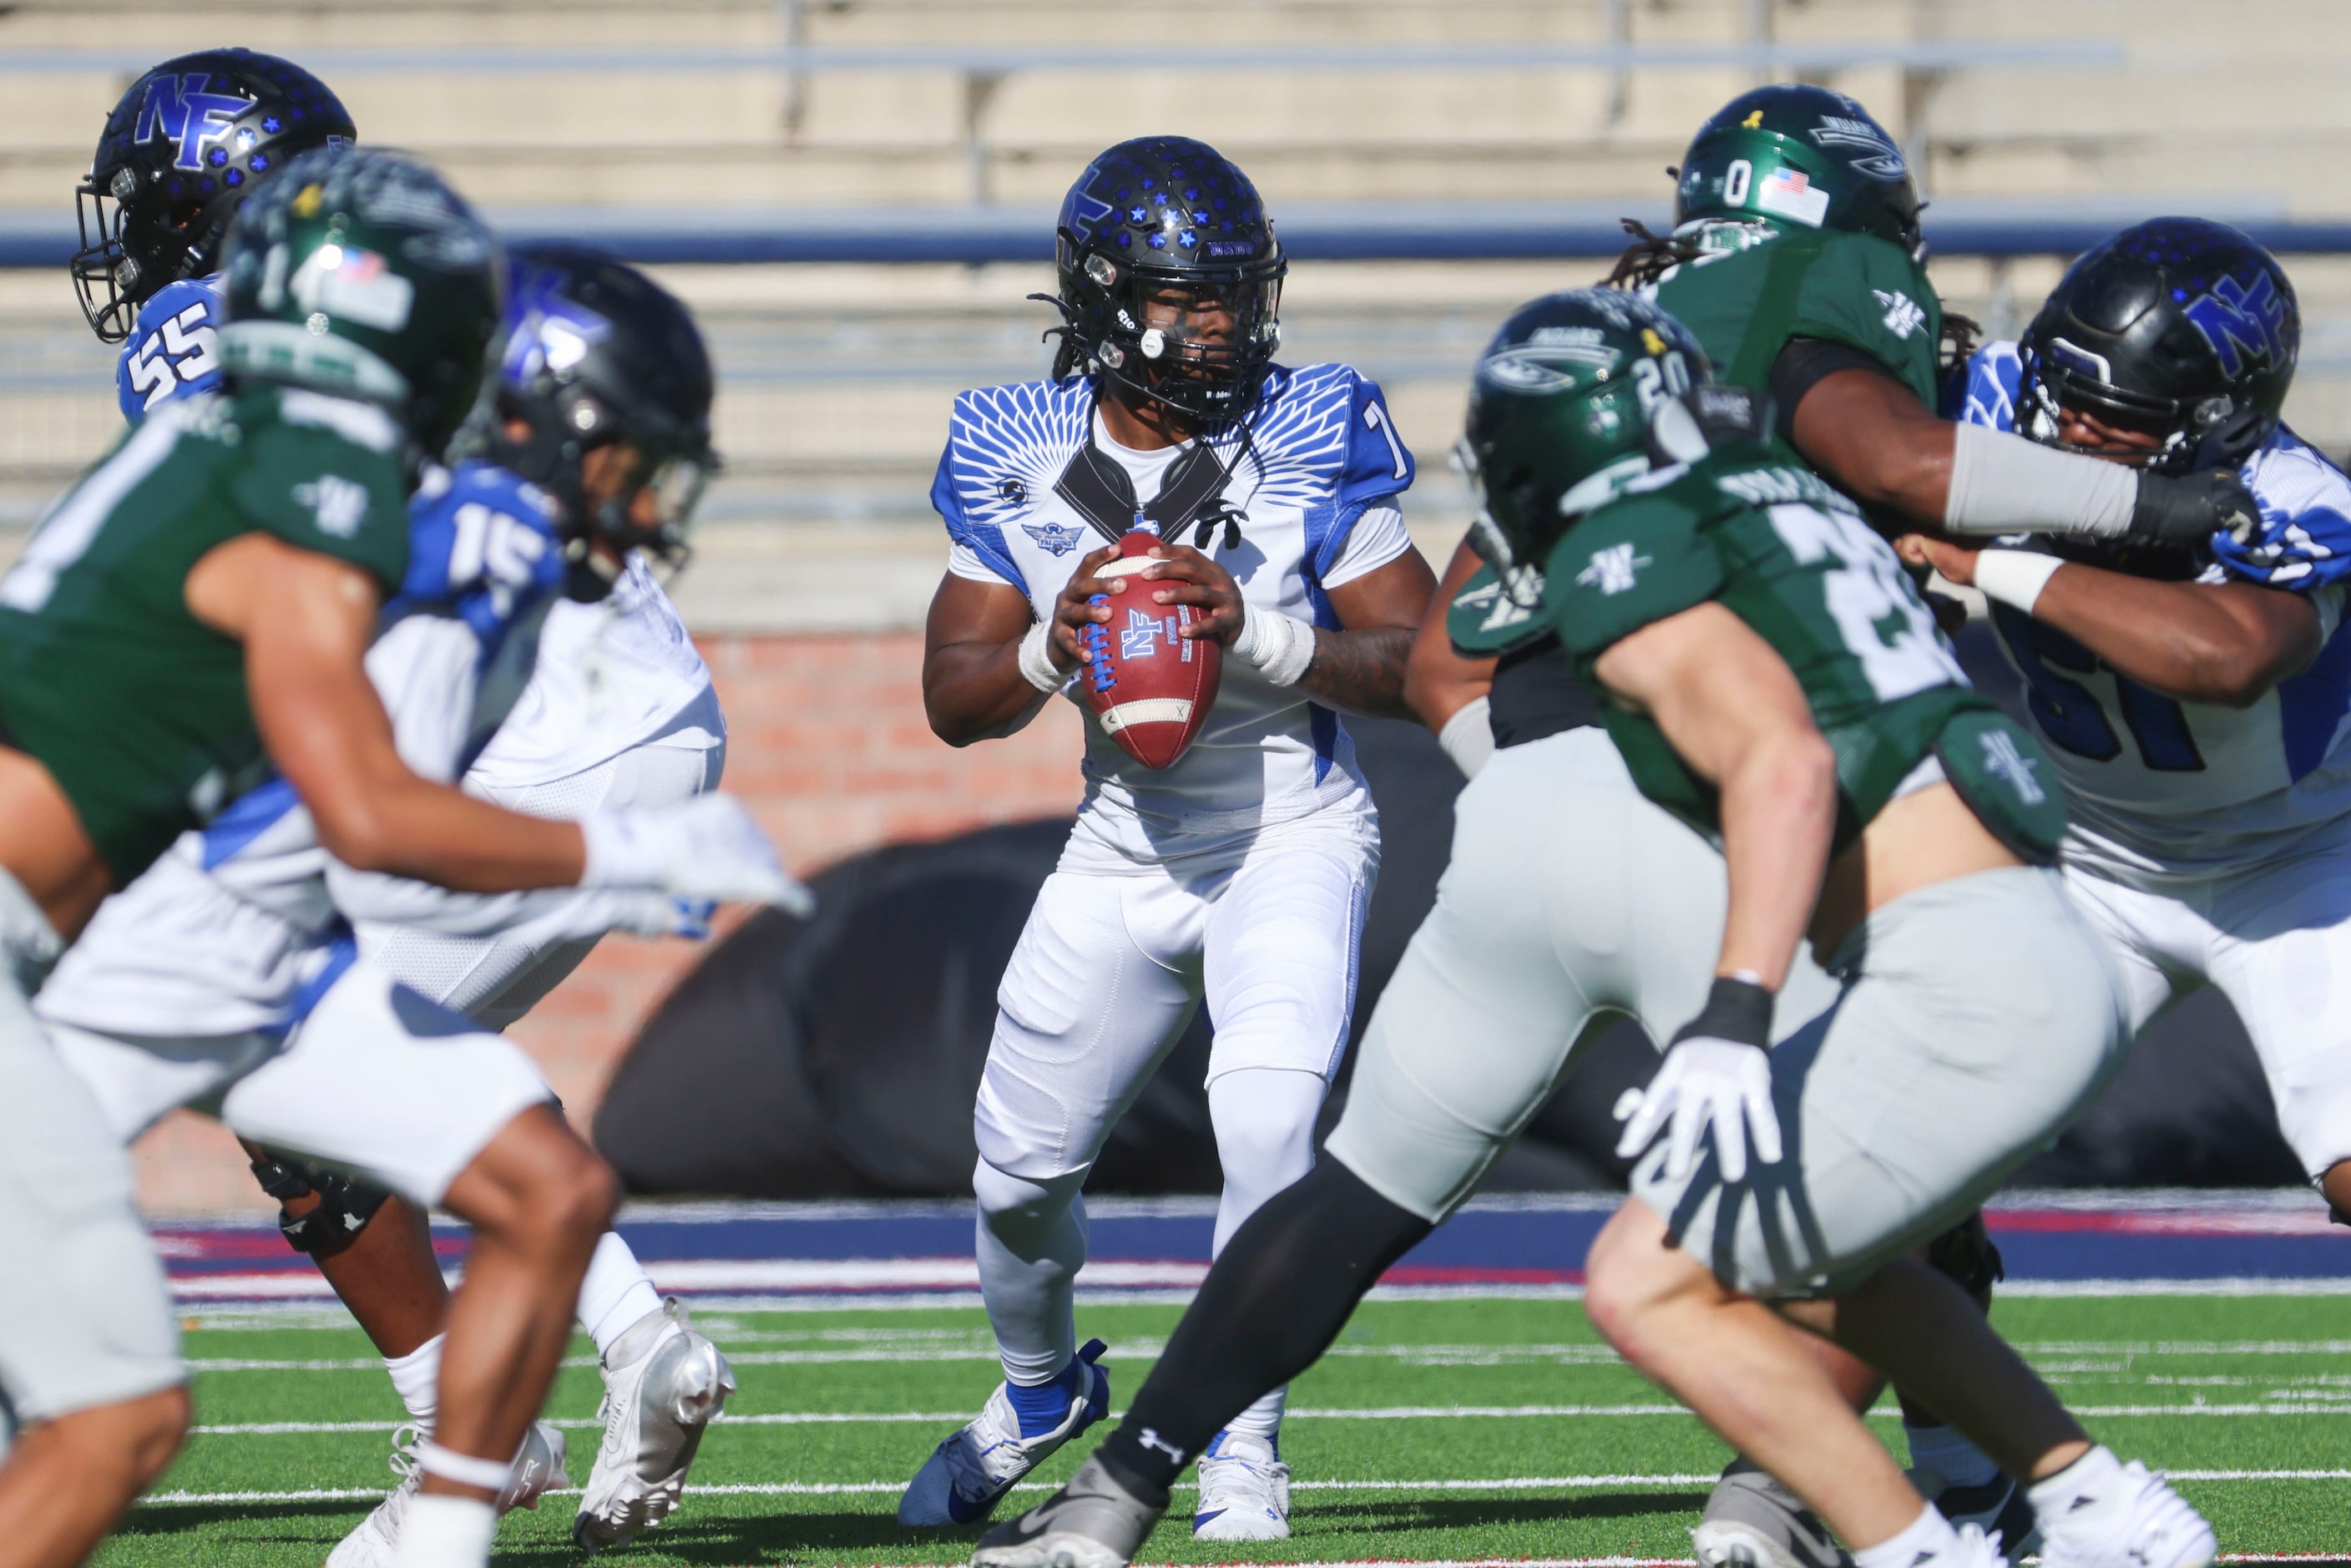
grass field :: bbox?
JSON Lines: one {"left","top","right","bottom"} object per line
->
{"left": 97, "top": 1291, "right": 2351, "bottom": 1566}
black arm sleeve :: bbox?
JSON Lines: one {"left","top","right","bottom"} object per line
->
{"left": 1767, "top": 336, "right": 1900, "bottom": 445}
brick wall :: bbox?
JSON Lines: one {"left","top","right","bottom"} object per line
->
{"left": 129, "top": 631, "right": 1085, "bottom": 1213}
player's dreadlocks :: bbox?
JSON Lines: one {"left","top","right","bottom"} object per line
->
{"left": 1603, "top": 220, "right": 1704, "bottom": 291}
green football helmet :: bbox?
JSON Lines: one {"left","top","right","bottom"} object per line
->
{"left": 216, "top": 145, "right": 503, "bottom": 457}
{"left": 1672, "top": 84, "right": 1924, "bottom": 259}
{"left": 1458, "top": 289, "right": 1711, "bottom": 604}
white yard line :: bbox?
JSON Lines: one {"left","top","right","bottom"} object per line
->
{"left": 137, "top": 1468, "right": 2351, "bottom": 1507}
{"left": 187, "top": 1399, "right": 2351, "bottom": 1439}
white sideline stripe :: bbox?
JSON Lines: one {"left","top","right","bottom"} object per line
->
{"left": 133, "top": 1468, "right": 2351, "bottom": 1508}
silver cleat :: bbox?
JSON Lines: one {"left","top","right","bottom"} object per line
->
{"left": 573, "top": 1298, "right": 736, "bottom": 1551}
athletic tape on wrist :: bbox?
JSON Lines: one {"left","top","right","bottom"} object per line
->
{"left": 1970, "top": 549, "right": 2065, "bottom": 615}
{"left": 1436, "top": 697, "right": 1495, "bottom": 779}
{"left": 1017, "top": 618, "right": 1065, "bottom": 694}
{"left": 417, "top": 1439, "right": 516, "bottom": 1492}
{"left": 1233, "top": 604, "right": 1317, "bottom": 686}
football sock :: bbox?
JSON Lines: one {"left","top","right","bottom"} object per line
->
{"left": 1222, "top": 1385, "right": 1288, "bottom": 1444}
{"left": 1004, "top": 1351, "right": 1092, "bottom": 1439}
{"left": 2027, "top": 1444, "right": 2126, "bottom": 1541}
{"left": 385, "top": 1333, "right": 444, "bottom": 1430}
{"left": 1905, "top": 1419, "right": 2001, "bottom": 1490}
{"left": 390, "top": 1494, "right": 496, "bottom": 1568}
{"left": 1853, "top": 1502, "right": 1963, "bottom": 1567}
{"left": 973, "top": 1160, "right": 1089, "bottom": 1387}
{"left": 576, "top": 1232, "right": 665, "bottom": 1360}
{"left": 1095, "top": 1157, "right": 1431, "bottom": 1502}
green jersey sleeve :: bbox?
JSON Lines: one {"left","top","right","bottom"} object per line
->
{"left": 1651, "top": 228, "right": 1940, "bottom": 407}
{"left": 1781, "top": 230, "right": 1940, "bottom": 405}
{"left": 1545, "top": 491, "right": 1726, "bottom": 661}
{"left": 227, "top": 398, "right": 410, "bottom": 593}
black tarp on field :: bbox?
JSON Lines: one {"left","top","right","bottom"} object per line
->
{"left": 594, "top": 625, "right": 2306, "bottom": 1197}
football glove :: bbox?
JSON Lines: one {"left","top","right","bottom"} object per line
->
{"left": 582, "top": 795, "right": 814, "bottom": 913}
{"left": 2128, "top": 468, "right": 2261, "bottom": 549}
{"left": 1614, "top": 977, "right": 1781, "bottom": 1183}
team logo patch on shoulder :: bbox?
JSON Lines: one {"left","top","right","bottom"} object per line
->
{"left": 1873, "top": 289, "right": 1927, "bottom": 340}
{"left": 1023, "top": 520, "right": 1085, "bottom": 556}
{"left": 1576, "top": 542, "right": 1654, "bottom": 596}
{"left": 295, "top": 473, "right": 370, "bottom": 538}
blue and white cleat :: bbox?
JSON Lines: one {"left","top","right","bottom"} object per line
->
{"left": 897, "top": 1338, "right": 1110, "bottom": 1527}
{"left": 1192, "top": 1429, "right": 1290, "bottom": 1540}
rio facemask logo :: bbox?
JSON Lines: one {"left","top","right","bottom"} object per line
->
{"left": 134, "top": 74, "right": 252, "bottom": 174}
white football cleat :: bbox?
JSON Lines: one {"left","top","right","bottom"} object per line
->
{"left": 326, "top": 1420, "right": 569, "bottom": 1568}
{"left": 2036, "top": 1459, "right": 2216, "bottom": 1568}
{"left": 573, "top": 1297, "right": 736, "bottom": 1551}
{"left": 897, "top": 1338, "right": 1109, "bottom": 1527}
{"left": 1192, "top": 1430, "right": 1291, "bottom": 1541}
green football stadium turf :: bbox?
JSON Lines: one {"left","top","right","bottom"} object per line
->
{"left": 95, "top": 1292, "right": 2351, "bottom": 1565}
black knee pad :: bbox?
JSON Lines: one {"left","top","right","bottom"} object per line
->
{"left": 248, "top": 1153, "right": 392, "bottom": 1258}
{"left": 1924, "top": 1209, "right": 2005, "bottom": 1303}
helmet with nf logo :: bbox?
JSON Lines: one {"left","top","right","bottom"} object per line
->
{"left": 217, "top": 146, "right": 503, "bottom": 458}
{"left": 2020, "top": 217, "right": 2298, "bottom": 474}
{"left": 1458, "top": 289, "right": 1712, "bottom": 605}
{"left": 71, "top": 48, "right": 356, "bottom": 343}
{"left": 1673, "top": 84, "right": 1924, "bottom": 258}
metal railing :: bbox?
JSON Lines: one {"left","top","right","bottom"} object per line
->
{"left": 3, "top": 33, "right": 2121, "bottom": 204}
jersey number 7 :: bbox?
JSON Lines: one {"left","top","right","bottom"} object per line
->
{"left": 1992, "top": 604, "right": 2207, "bottom": 772}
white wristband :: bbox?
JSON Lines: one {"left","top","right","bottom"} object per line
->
{"left": 1231, "top": 604, "right": 1318, "bottom": 687}
{"left": 1970, "top": 549, "right": 2066, "bottom": 615}
{"left": 1017, "top": 618, "right": 1065, "bottom": 694}
{"left": 1436, "top": 696, "right": 1496, "bottom": 778}
{"left": 417, "top": 1439, "right": 516, "bottom": 1493}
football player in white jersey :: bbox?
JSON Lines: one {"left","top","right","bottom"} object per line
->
{"left": 1909, "top": 218, "right": 2351, "bottom": 1194}
{"left": 899, "top": 135, "right": 1436, "bottom": 1541}
{"left": 73, "top": 63, "right": 746, "bottom": 1555}
{"left": 1896, "top": 215, "right": 2351, "bottom": 1526}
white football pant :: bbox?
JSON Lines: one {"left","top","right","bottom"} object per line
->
{"left": 973, "top": 809, "right": 1377, "bottom": 1442}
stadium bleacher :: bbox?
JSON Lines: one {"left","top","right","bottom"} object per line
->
{"left": 4, "top": 0, "right": 2349, "bottom": 623}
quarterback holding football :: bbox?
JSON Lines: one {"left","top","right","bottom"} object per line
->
{"left": 907, "top": 134, "right": 1436, "bottom": 1540}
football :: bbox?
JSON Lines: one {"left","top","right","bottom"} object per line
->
{"left": 1080, "top": 529, "right": 1222, "bottom": 770}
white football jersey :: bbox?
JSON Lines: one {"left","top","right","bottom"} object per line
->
{"left": 466, "top": 554, "right": 719, "bottom": 793}
{"left": 935, "top": 363, "right": 1416, "bottom": 856}
{"left": 1957, "top": 342, "right": 2351, "bottom": 888}
{"left": 35, "top": 468, "right": 651, "bottom": 1038}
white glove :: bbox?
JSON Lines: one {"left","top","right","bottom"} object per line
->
{"left": 1612, "top": 1038, "right": 1782, "bottom": 1183}
{"left": 581, "top": 795, "right": 815, "bottom": 914}
{"left": 1612, "top": 976, "right": 1782, "bottom": 1183}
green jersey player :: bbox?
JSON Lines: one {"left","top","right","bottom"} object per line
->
{"left": 0, "top": 149, "right": 791, "bottom": 1568}
{"left": 1612, "top": 83, "right": 2254, "bottom": 554}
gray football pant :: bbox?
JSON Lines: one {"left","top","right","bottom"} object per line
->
{"left": 1326, "top": 728, "right": 1842, "bottom": 1223}
{"left": 0, "top": 871, "right": 181, "bottom": 1427}
{"left": 1636, "top": 865, "right": 2127, "bottom": 1297}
